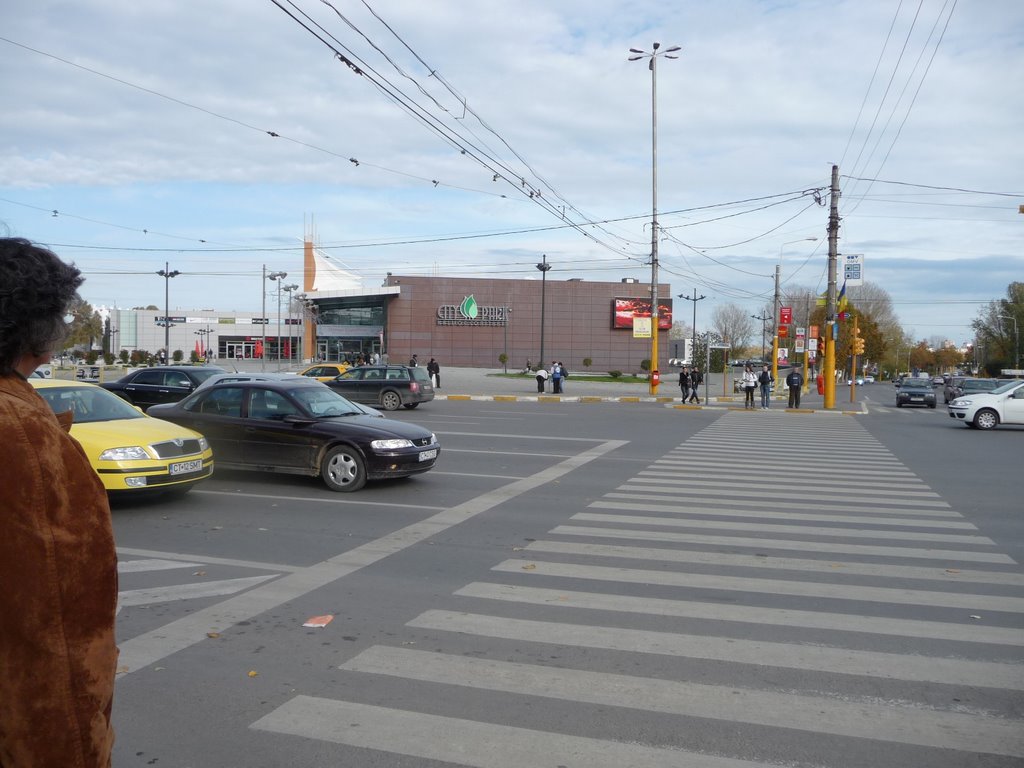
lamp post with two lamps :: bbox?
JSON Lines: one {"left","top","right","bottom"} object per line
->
{"left": 282, "top": 283, "right": 299, "bottom": 365}
{"left": 751, "top": 311, "right": 770, "bottom": 363}
{"left": 194, "top": 327, "right": 213, "bottom": 361}
{"left": 262, "top": 267, "right": 287, "bottom": 371}
{"left": 536, "top": 254, "right": 551, "bottom": 367}
{"left": 156, "top": 262, "right": 180, "bottom": 364}
{"left": 629, "top": 41, "right": 680, "bottom": 395}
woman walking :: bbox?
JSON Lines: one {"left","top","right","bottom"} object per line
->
{"left": 742, "top": 364, "right": 758, "bottom": 409}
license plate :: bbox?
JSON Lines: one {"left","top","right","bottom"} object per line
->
{"left": 169, "top": 459, "right": 203, "bottom": 475}
{"left": 418, "top": 449, "right": 438, "bottom": 462}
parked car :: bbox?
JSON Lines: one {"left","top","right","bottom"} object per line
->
{"left": 196, "top": 373, "right": 383, "bottom": 418}
{"left": 31, "top": 379, "right": 213, "bottom": 495}
{"left": 323, "top": 365, "right": 435, "bottom": 411}
{"left": 895, "top": 378, "right": 936, "bottom": 408}
{"left": 948, "top": 379, "right": 1024, "bottom": 430}
{"left": 147, "top": 378, "right": 439, "bottom": 491}
{"left": 296, "top": 363, "right": 350, "bottom": 381}
{"left": 943, "top": 376, "right": 966, "bottom": 404}
{"left": 102, "top": 365, "right": 226, "bottom": 407}
{"left": 945, "top": 377, "right": 1000, "bottom": 404}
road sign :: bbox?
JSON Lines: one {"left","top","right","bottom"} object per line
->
{"left": 780, "top": 306, "right": 792, "bottom": 325}
{"left": 844, "top": 254, "right": 864, "bottom": 286}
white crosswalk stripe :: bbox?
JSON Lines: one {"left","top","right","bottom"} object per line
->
{"left": 250, "top": 413, "right": 1024, "bottom": 765}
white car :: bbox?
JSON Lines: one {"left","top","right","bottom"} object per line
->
{"left": 948, "top": 379, "right": 1024, "bottom": 430}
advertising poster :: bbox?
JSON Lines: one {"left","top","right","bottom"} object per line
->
{"left": 612, "top": 297, "right": 673, "bottom": 330}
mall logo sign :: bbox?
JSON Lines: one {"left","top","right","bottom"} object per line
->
{"left": 436, "top": 295, "right": 509, "bottom": 326}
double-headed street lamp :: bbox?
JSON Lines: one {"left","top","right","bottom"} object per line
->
{"left": 156, "top": 262, "right": 180, "bottom": 363}
{"left": 629, "top": 41, "right": 680, "bottom": 395}
{"left": 282, "top": 283, "right": 299, "bottom": 364}
{"left": 752, "top": 311, "right": 770, "bottom": 362}
{"left": 263, "top": 267, "right": 287, "bottom": 371}
{"left": 536, "top": 254, "right": 551, "bottom": 367}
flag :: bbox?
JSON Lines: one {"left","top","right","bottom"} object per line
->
{"left": 837, "top": 281, "right": 848, "bottom": 314}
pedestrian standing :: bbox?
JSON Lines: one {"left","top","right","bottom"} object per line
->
{"left": 688, "top": 367, "right": 703, "bottom": 404}
{"left": 786, "top": 366, "right": 804, "bottom": 408}
{"left": 535, "top": 366, "right": 549, "bottom": 393}
{"left": 550, "top": 360, "right": 563, "bottom": 394}
{"left": 427, "top": 357, "right": 441, "bottom": 388}
{"left": 0, "top": 238, "right": 118, "bottom": 768}
{"left": 409, "top": 354, "right": 418, "bottom": 367}
{"left": 758, "top": 364, "right": 774, "bottom": 409}
{"left": 678, "top": 366, "right": 690, "bottom": 402}
{"left": 742, "top": 364, "right": 758, "bottom": 409}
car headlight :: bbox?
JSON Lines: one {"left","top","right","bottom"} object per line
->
{"left": 371, "top": 438, "right": 414, "bottom": 450}
{"left": 99, "top": 446, "right": 150, "bottom": 461}
{"left": 198, "top": 437, "right": 209, "bottom": 451}
{"left": 953, "top": 399, "right": 971, "bottom": 406}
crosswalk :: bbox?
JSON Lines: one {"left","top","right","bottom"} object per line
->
{"left": 245, "top": 412, "right": 1022, "bottom": 764}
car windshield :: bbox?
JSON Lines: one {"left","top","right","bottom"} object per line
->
{"left": 902, "top": 379, "right": 931, "bottom": 389}
{"left": 36, "top": 385, "right": 145, "bottom": 423}
{"left": 291, "top": 386, "right": 364, "bottom": 416}
{"left": 990, "top": 380, "right": 1024, "bottom": 395}
{"left": 409, "top": 367, "right": 430, "bottom": 383}
{"left": 961, "top": 380, "right": 996, "bottom": 390}
{"left": 189, "top": 367, "right": 227, "bottom": 383}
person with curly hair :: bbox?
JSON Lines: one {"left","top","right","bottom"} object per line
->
{"left": 0, "top": 238, "right": 118, "bottom": 768}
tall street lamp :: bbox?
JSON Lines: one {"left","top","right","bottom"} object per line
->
{"left": 998, "top": 314, "right": 1020, "bottom": 369}
{"left": 773, "top": 237, "right": 818, "bottom": 386}
{"left": 536, "top": 254, "right": 551, "bottom": 367}
{"left": 263, "top": 267, "right": 287, "bottom": 371}
{"left": 629, "top": 41, "right": 680, "bottom": 395}
{"left": 283, "top": 283, "right": 299, "bottom": 365}
{"left": 156, "top": 262, "right": 180, "bottom": 363}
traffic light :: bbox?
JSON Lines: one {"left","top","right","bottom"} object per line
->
{"left": 852, "top": 334, "right": 865, "bottom": 355}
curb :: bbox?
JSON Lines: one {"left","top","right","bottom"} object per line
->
{"left": 433, "top": 394, "right": 865, "bottom": 414}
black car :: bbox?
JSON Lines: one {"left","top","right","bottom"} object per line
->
{"left": 102, "top": 365, "right": 226, "bottom": 407}
{"left": 147, "top": 378, "right": 439, "bottom": 492}
{"left": 323, "top": 365, "right": 434, "bottom": 411}
{"left": 896, "top": 377, "right": 936, "bottom": 408}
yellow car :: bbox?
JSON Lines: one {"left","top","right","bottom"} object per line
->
{"left": 31, "top": 379, "right": 214, "bottom": 495}
{"left": 296, "top": 362, "right": 350, "bottom": 381}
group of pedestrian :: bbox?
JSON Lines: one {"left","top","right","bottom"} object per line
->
{"left": 408, "top": 354, "right": 442, "bottom": 388}
{"left": 742, "top": 363, "right": 805, "bottom": 409}
{"left": 535, "top": 360, "right": 568, "bottom": 393}
{"left": 677, "top": 365, "right": 703, "bottom": 404}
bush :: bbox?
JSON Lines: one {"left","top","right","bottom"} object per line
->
{"left": 640, "top": 359, "right": 651, "bottom": 373}
{"left": 172, "top": 349, "right": 184, "bottom": 363}
{"left": 582, "top": 357, "right": 592, "bottom": 369}
{"left": 118, "top": 350, "right": 129, "bottom": 364}
{"left": 608, "top": 370, "right": 623, "bottom": 378}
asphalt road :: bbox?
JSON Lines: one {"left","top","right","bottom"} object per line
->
{"left": 110, "top": 391, "right": 1023, "bottom": 767}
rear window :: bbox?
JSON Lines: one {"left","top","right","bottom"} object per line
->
{"left": 409, "top": 367, "right": 431, "bottom": 383}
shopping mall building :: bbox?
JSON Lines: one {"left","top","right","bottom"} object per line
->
{"left": 108, "top": 242, "right": 674, "bottom": 372}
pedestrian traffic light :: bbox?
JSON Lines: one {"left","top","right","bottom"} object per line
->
{"left": 853, "top": 334, "right": 865, "bottom": 355}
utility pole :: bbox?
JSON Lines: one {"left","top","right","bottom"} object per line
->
{"left": 751, "top": 311, "right": 770, "bottom": 362}
{"left": 824, "top": 164, "right": 841, "bottom": 409}
{"left": 679, "top": 288, "right": 706, "bottom": 402}
{"left": 536, "top": 254, "right": 551, "bottom": 367}
{"left": 771, "top": 263, "right": 781, "bottom": 386}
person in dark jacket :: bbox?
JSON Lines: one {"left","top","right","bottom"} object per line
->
{"left": 427, "top": 357, "right": 441, "bottom": 388}
{"left": 758, "top": 364, "right": 774, "bottom": 409}
{"left": 678, "top": 366, "right": 690, "bottom": 402}
{"left": 688, "top": 367, "right": 703, "bottom": 404}
{"left": 786, "top": 367, "right": 804, "bottom": 408}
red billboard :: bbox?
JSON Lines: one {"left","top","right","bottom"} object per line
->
{"left": 612, "top": 297, "right": 673, "bottom": 330}
{"left": 779, "top": 306, "right": 793, "bottom": 325}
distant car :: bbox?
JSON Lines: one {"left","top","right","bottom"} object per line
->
{"left": 947, "top": 377, "right": 1000, "bottom": 404}
{"left": 943, "top": 376, "right": 966, "bottom": 403}
{"left": 896, "top": 378, "right": 936, "bottom": 408}
{"left": 102, "top": 365, "right": 225, "bottom": 407}
{"left": 948, "top": 379, "right": 1024, "bottom": 430}
{"left": 323, "top": 365, "right": 435, "bottom": 411}
{"left": 931, "top": 375, "right": 945, "bottom": 386}
{"left": 147, "top": 378, "right": 439, "bottom": 492}
{"left": 31, "top": 379, "right": 213, "bottom": 495}
{"left": 847, "top": 377, "right": 865, "bottom": 386}
{"left": 296, "top": 363, "right": 350, "bottom": 381}
{"left": 863, "top": 375, "right": 875, "bottom": 383}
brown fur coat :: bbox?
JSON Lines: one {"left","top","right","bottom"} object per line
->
{"left": 0, "top": 375, "right": 117, "bottom": 768}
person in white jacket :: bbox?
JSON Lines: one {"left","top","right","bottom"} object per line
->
{"left": 742, "top": 364, "right": 758, "bottom": 409}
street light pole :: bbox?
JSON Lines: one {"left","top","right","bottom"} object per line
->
{"left": 751, "top": 311, "right": 770, "bottom": 362}
{"left": 263, "top": 267, "right": 287, "bottom": 372}
{"left": 536, "top": 254, "right": 551, "bottom": 367}
{"left": 283, "top": 283, "right": 298, "bottom": 365}
{"left": 630, "top": 42, "right": 680, "bottom": 395}
{"left": 156, "top": 262, "right": 180, "bottom": 364}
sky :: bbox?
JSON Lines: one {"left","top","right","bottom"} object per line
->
{"left": 1, "top": 0, "right": 1021, "bottom": 346}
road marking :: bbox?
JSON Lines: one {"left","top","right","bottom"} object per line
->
{"left": 116, "top": 439, "right": 627, "bottom": 675}
{"left": 408, "top": 610, "right": 1024, "bottom": 689}
{"left": 634, "top": 473, "right": 934, "bottom": 494}
{"left": 490, "top": 559, "right": 1024, "bottom": 612}
{"left": 653, "top": 458, "right": 918, "bottom": 477}
{"left": 552, "top": 524, "right": 1016, "bottom": 563}
{"left": 117, "top": 547, "right": 298, "bottom": 573}
{"left": 117, "top": 558, "right": 203, "bottom": 573}
{"left": 250, "top": 696, "right": 781, "bottom": 768}
{"left": 643, "top": 467, "right": 929, "bottom": 486}
{"left": 430, "top": 471, "right": 525, "bottom": 479}
{"left": 609, "top": 492, "right": 960, "bottom": 519}
{"left": 574, "top": 511, "right": 994, "bottom": 544}
{"left": 456, "top": 582, "right": 1024, "bottom": 646}
{"left": 194, "top": 489, "right": 447, "bottom": 510}
{"left": 338, "top": 646, "right": 1024, "bottom": 756}
{"left": 118, "top": 575, "right": 277, "bottom": 607}
{"left": 521, "top": 540, "right": 1024, "bottom": 586}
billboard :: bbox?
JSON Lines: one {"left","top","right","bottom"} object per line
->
{"left": 612, "top": 297, "right": 673, "bottom": 330}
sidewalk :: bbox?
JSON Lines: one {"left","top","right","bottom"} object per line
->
{"left": 432, "top": 367, "right": 866, "bottom": 413}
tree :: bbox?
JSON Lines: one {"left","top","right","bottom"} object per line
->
{"left": 972, "top": 282, "right": 1024, "bottom": 370}
{"left": 711, "top": 303, "right": 755, "bottom": 355}
{"left": 65, "top": 298, "right": 103, "bottom": 352}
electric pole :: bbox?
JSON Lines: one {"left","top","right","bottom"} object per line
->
{"left": 824, "top": 164, "right": 840, "bottom": 409}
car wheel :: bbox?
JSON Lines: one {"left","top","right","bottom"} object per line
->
{"left": 402, "top": 402, "right": 419, "bottom": 409}
{"left": 974, "top": 409, "right": 999, "bottom": 430}
{"left": 896, "top": 402, "right": 902, "bottom": 408}
{"left": 380, "top": 390, "right": 402, "bottom": 411}
{"left": 928, "top": 403, "right": 936, "bottom": 409}
{"left": 321, "top": 445, "right": 366, "bottom": 492}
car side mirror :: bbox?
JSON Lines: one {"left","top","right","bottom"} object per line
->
{"left": 282, "top": 414, "right": 315, "bottom": 425}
